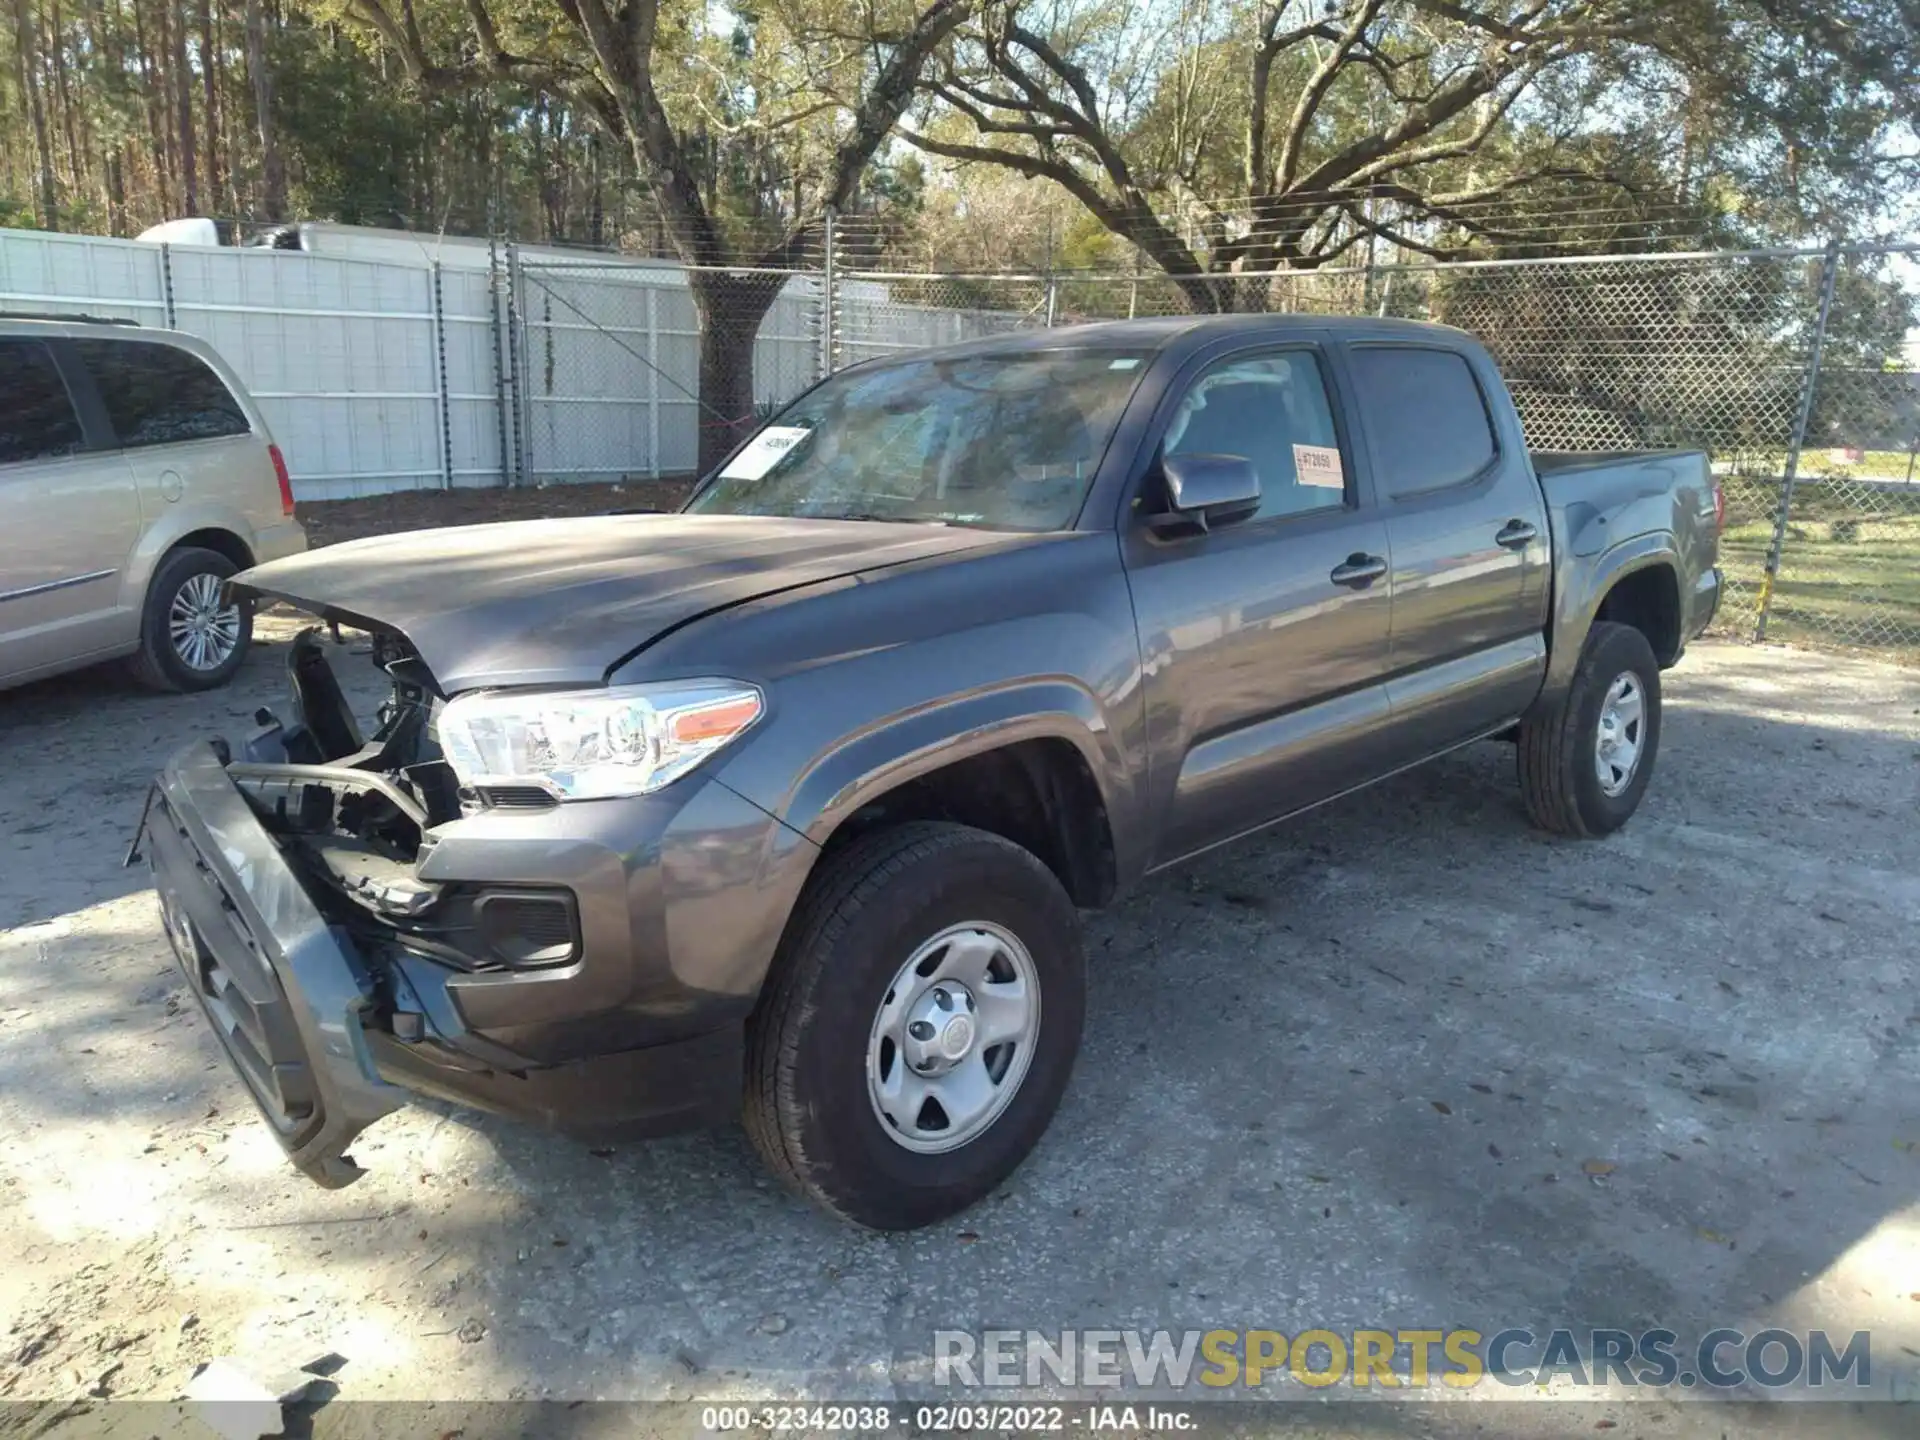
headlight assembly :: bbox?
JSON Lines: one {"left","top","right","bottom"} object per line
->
{"left": 436, "top": 681, "right": 763, "bottom": 800}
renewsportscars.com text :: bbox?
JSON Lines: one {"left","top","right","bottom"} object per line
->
{"left": 933, "top": 1327, "right": 1874, "bottom": 1392}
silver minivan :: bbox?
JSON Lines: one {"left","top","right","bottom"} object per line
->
{"left": 0, "top": 316, "right": 306, "bottom": 691}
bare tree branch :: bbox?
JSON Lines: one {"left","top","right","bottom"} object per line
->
{"left": 1274, "top": 0, "right": 1386, "bottom": 193}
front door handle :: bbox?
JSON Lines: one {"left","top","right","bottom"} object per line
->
{"left": 1329, "top": 553, "right": 1388, "bottom": 589}
{"left": 1495, "top": 519, "right": 1538, "bottom": 550}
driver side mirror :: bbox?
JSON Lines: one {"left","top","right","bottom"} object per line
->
{"left": 1149, "top": 453, "right": 1261, "bottom": 535}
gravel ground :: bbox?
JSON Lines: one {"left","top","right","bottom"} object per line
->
{"left": 1, "top": 614, "right": 1916, "bottom": 1438}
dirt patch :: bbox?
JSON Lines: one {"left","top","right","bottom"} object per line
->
{"left": 294, "top": 478, "right": 697, "bottom": 550}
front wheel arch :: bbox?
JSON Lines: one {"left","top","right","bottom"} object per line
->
{"left": 805, "top": 736, "right": 1120, "bottom": 909}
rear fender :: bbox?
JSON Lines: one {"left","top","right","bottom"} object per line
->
{"left": 1539, "top": 531, "right": 1678, "bottom": 707}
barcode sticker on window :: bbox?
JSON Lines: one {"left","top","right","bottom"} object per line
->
{"left": 720, "top": 426, "right": 810, "bottom": 480}
{"left": 1293, "top": 443, "right": 1344, "bottom": 489}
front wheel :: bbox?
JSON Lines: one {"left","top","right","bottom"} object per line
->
{"left": 744, "top": 822, "right": 1086, "bottom": 1230}
{"left": 1517, "top": 620, "right": 1662, "bottom": 837}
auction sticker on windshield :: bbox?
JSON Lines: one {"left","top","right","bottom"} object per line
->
{"left": 721, "top": 426, "right": 810, "bottom": 480}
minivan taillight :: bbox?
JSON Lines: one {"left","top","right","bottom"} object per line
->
{"left": 269, "top": 443, "right": 296, "bottom": 517}
{"left": 1713, "top": 480, "right": 1726, "bottom": 533}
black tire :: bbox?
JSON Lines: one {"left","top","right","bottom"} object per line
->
{"left": 129, "top": 545, "right": 253, "bottom": 693}
{"left": 744, "top": 821, "right": 1087, "bottom": 1230}
{"left": 1518, "top": 620, "right": 1661, "bottom": 838}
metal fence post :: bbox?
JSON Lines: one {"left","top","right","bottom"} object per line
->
{"left": 1755, "top": 237, "right": 1841, "bottom": 641}
{"left": 504, "top": 243, "right": 527, "bottom": 486}
{"left": 430, "top": 261, "right": 454, "bottom": 490}
{"left": 1044, "top": 273, "right": 1059, "bottom": 327}
{"left": 487, "top": 233, "right": 511, "bottom": 486}
{"left": 646, "top": 285, "right": 661, "bottom": 475}
{"left": 819, "top": 206, "right": 838, "bottom": 378}
{"left": 159, "top": 242, "right": 176, "bottom": 327}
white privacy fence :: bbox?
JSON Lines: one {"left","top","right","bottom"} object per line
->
{"left": 0, "top": 227, "right": 501, "bottom": 500}
{"left": 0, "top": 227, "right": 983, "bottom": 502}
{"left": 509, "top": 261, "right": 829, "bottom": 483}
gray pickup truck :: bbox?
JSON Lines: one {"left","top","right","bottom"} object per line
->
{"left": 139, "top": 315, "right": 1720, "bottom": 1230}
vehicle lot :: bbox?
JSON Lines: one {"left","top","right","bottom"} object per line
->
{"left": 1, "top": 622, "right": 1917, "bottom": 1432}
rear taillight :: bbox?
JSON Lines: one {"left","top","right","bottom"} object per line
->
{"left": 269, "top": 443, "right": 295, "bottom": 517}
{"left": 1713, "top": 480, "right": 1726, "bottom": 533}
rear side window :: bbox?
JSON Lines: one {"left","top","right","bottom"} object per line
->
{"left": 0, "top": 339, "right": 84, "bottom": 464}
{"left": 1350, "top": 346, "right": 1497, "bottom": 498}
{"left": 73, "top": 339, "right": 250, "bottom": 448}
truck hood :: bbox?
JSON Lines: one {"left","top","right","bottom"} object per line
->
{"left": 235, "top": 513, "right": 1034, "bottom": 692}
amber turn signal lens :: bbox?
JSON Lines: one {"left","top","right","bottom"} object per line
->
{"left": 668, "top": 694, "right": 763, "bottom": 744}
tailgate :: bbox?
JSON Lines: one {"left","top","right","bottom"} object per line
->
{"left": 143, "top": 740, "right": 399, "bottom": 1186}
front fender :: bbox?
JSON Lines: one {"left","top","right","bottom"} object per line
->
{"left": 1539, "top": 529, "right": 1678, "bottom": 705}
{"left": 779, "top": 677, "right": 1137, "bottom": 867}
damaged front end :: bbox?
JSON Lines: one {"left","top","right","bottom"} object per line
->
{"left": 136, "top": 628, "right": 581, "bottom": 1186}
{"left": 229, "top": 629, "right": 580, "bottom": 975}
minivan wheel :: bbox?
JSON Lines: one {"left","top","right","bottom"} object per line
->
{"left": 1517, "top": 620, "right": 1662, "bottom": 838}
{"left": 130, "top": 546, "right": 252, "bottom": 692}
{"left": 744, "top": 821, "right": 1086, "bottom": 1230}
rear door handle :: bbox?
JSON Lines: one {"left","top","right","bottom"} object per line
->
{"left": 1495, "top": 519, "right": 1538, "bottom": 550}
{"left": 1329, "top": 553, "right": 1388, "bottom": 589}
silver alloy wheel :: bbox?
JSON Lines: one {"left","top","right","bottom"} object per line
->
{"left": 167, "top": 571, "right": 243, "bottom": 672}
{"left": 866, "top": 921, "right": 1041, "bottom": 1154}
{"left": 1594, "top": 671, "right": 1645, "bottom": 797}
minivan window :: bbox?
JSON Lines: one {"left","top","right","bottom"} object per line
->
{"left": 1350, "top": 346, "right": 1497, "bottom": 497}
{"left": 0, "top": 339, "right": 84, "bottom": 464}
{"left": 73, "top": 339, "right": 250, "bottom": 448}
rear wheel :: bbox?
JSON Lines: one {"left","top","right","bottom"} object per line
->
{"left": 744, "top": 822, "right": 1086, "bottom": 1230}
{"left": 1518, "top": 620, "right": 1661, "bottom": 837}
{"left": 129, "top": 545, "right": 252, "bottom": 692}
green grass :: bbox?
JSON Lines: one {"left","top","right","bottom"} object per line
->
{"left": 1717, "top": 448, "right": 1920, "bottom": 482}
{"left": 1717, "top": 489, "right": 1920, "bottom": 660}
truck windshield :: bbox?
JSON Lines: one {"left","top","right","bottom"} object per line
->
{"left": 684, "top": 348, "right": 1152, "bottom": 531}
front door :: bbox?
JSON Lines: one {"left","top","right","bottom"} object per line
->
{"left": 0, "top": 337, "right": 142, "bottom": 683}
{"left": 1125, "top": 341, "right": 1397, "bottom": 866}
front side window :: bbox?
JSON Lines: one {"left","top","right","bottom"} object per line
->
{"left": 1349, "top": 346, "right": 1498, "bottom": 497}
{"left": 0, "top": 339, "right": 83, "bottom": 465}
{"left": 1164, "top": 350, "right": 1347, "bottom": 521}
{"left": 686, "top": 348, "right": 1151, "bottom": 531}
{"left": 73, "top": 339, "right": 250, "bottom": 448}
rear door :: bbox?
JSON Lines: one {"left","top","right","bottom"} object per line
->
{"left": 1125, "top": 336, "right": 1397, "bottom": 865}
{"left": 68, "top": 336, "right": 260, "bottom": 533}
{"left": 0, "top": 336, "right": 142, "bottom": 683}
{"left": 1345, "top": 342, "right": 1550, "bottom": 747}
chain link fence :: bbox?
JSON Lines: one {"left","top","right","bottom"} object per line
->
{"left": 496, "top": 228, "right": 1919, "bottom": 662}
